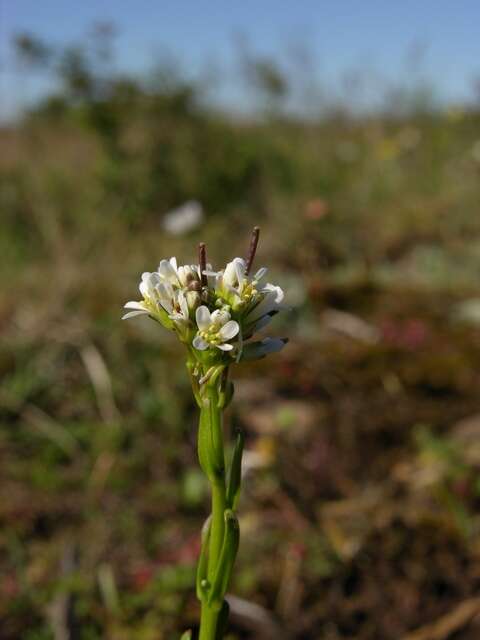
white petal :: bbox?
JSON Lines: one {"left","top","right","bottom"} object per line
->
{"left": 263, "top": 283, "right": 284, "bottom": 304}
{"left": 178, "top": 290, "right": 189, "bottom": 318}
{"left": 139, "top": 274, "right": 152, "bottom": 297}
{"left": 254, "top": 267, "right": 268, "bottom": 281}
{"left": 234, "top": 258, "right": 246, "bottom": 285}
{"left": 218, "top": 320, "right": 239, "bottom": 341}
{"left": 157, "top": 282, "right": 174, "bottom": 313}
{"left": 205, "top": 266, "right": 218, "bottom": 289}
{"left": 224, "top": 259, "right": 243, "bottom": 286}
{"left": 169, "top": 256, "right": 178, "bottom": 272}
{"left": 216, "top": 343, "right": 234, "bottom": 351}
{"left": 122, "top": 310, "right": 149, "bottom": 320}
{"left": 158, "top": 259, "right": 178, "bottom": 284}
{"left": 225, "top": 284, "right": 240, "bottom": 297}
{"left": 193, "top": 335, "right": 209, "bottom": 350}
{"left": 141, "top": 272, "right": 161, "bottom": 298}
{"left": 211, "top": 309, "right": 230, "bottom": 326}
{"left": 176, "top": 265, "right": 186, "bottom": 286}
{"left": 196, "top": 305, "right": 211, "bottom": 330}
{"left": 247, "top": 285, "right": 284, "bottom": 322}
{"left": 124, "top": 301, "right": 148, "bottom": 310}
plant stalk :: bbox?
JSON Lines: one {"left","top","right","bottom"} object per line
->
{"left": 199, "top": 386, "right": 226, "bottom": 640}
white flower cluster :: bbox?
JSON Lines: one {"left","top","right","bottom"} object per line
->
{"left": 123, "top": 239, "right": 286, "bottom": 362}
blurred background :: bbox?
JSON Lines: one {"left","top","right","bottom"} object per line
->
{"left": 2, "top": 2, "right": 480, "bottom": 638}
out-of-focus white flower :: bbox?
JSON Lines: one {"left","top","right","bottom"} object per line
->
{"left": 193, "top": 306, "right": 239, "bottom": 352}
{"left": 162, "top": 200, "right": 204, "bottom": 236}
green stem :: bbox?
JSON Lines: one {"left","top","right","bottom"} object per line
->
{"left": 199, "top": 605, "right": 219, "bottom": 640}
{"left": 208, "top": 482, "right": 226, "bottom": 580}
{"left": 199, "top": 387, "right": 226, "bottom": 640}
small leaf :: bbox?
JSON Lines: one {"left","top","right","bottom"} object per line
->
{"left": 218, "top": 381, "right": 234, "bottom": 409}
{"left": 180, "top": 631, "right": 192, "bottom": 640}
{"left": 208, "top": 510, "right": 240, "bottom": 606}
{"left": 226, "top": 430, "right": 244, "bottom": 509}
{"left": 196, "top": 515, "right": 212, "bottom": 601}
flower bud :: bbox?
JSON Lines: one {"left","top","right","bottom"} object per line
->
{"left": 178, "top": 265, "right": 200, "bottom": 288}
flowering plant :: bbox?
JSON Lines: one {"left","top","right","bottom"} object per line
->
{"left": 123, "top": 228, "right": 287, "bottom": 639}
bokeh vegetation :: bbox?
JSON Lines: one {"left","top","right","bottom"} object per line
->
{"left": 2, "top": 25, "right": 480, "bottom": 640}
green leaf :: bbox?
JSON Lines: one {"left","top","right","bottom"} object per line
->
{"left": 208, "top": 510, "right": 240, "bottom": 607}
{"left": 196, "top": 515, "right": 212, "bottom": 601}
{"left": 180, "top": 631, "right": 192, "bottom": 640}
{"left": 226, "top": 430, "right": 244, "bottom": 509}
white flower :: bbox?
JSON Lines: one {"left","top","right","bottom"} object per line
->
{"left": 122, "top": 271, "right": 190, "bottom": 330}
{"left": 162, "top": 200, "right": 203, "bottom": 236}
{"left": 244, "top": 283, "right": 285, "bottom": 328}
{"left": 156, "top": 281, "right": 190, "bottom": 326}
{"left": 122, "top": 241, "right": 287, "bottom": 363}
{"left": 122, "top": 300, "right": 151, "bottom": 320}
{"left": 157, "top": 257, "right": 181, "bottom": 285}
{"left": 193, "top": 306, "right": 240, "bottom": 352}
{"left": 122, "top": 272, "right": 165, "bottom": 321}
{"left": 209, "top": 257, "right": 269, "bottom": 311}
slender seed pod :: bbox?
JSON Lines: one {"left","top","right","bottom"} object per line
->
{"left": 245, "top": 226, "right": 260, "bottom": 275}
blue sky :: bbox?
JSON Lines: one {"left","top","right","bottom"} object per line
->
{"left": 1, "top": 1, "right": 480, "bottom": 119}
